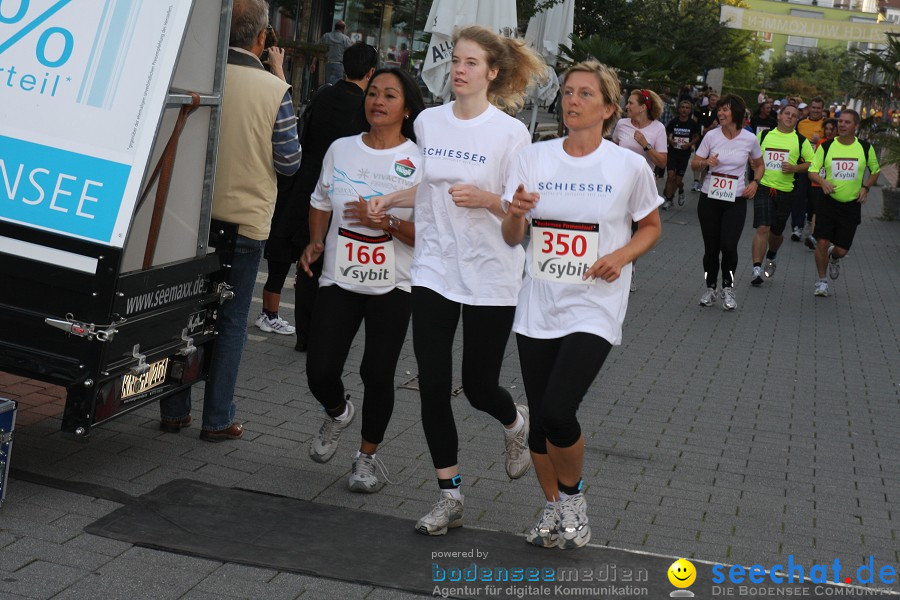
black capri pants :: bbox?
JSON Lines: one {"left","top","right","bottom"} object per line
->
{"left": 412, "top": 286, "right": 518, "bottom": 469}
{"left": 697, "top": 193, "right": 748, "bottom": 288}
{"left": 516, "top": 332, "right": 612, "bottom": 453}
{"left": 306, "top": 284, "right": 411, "bottom": 445}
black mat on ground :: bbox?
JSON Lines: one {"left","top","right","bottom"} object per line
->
{"left": 84, "top": 479, "right": 883, "bottom": 600}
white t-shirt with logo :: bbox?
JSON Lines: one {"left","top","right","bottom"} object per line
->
{"left": 695, "top": 128, "right": 762, "bottom": 198}
{"left": 311, "top": 134, "right": 421, "bottom": 294}
{"left": 411, "top": 103, "right": 530, "bottom": 306}
{"left": 612, "top": 118, "right": 667, "bottom": 168}
{"left": 503, "top": 138, "right": 662, "bottom": 343}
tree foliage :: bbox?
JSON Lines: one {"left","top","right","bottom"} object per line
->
{"left": 571, "top": 0, "right": 750, "bottom": 85}
{"left": 769, "top": 48, "right": 855, "bottom": 101}
{"left": 558, "top": 36, "right": 688, "bottom": 90}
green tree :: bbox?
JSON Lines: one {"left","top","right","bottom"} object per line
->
{"left": 769, "top": 48, "right": 855, "bottom": 101}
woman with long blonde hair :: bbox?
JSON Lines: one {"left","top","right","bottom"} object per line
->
{"left": 370, "top": 25, "right": 545, "bottom": 535}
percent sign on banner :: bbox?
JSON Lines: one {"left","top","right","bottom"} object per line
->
{"left": 0, "top": 0, "right": 193, "bottom": 251}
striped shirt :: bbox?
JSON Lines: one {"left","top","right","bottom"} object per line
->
{"left": 272, "top": 91, "right": 301, "bottom": 175}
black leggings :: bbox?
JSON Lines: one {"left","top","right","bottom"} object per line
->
{"left": 306, "top": 285, "right": 411, "bottom": 445}
{"left": 697, "top": 193, "right": 748, "bottom": 288}
{"left": 263, "top": 259, "right": 292, "bottom": 294}
{"left": 516, "top": 333, "right": 611, "bottom": 453}
{"left": 412, "top": 286, "right": 518, "bottom": 469}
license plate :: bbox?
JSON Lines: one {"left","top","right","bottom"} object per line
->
{"left": 122, "top": 358, "right": 170, "bottom": 400}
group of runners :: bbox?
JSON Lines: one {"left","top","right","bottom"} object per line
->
{"left": 292, "top": 25, "right": 661, "bottom": 550}
{"left": 270, "top": 25, "right": 879, "bottom": 550}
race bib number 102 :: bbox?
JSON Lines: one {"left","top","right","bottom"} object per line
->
{"left": 831, "top": 158, "right": 858, "bottom": 181}
{"left": 336, "top": 228, "right": 395, "bottom": 286}
{"left": 532, "top": 219, "right": 599, "bottom": 285}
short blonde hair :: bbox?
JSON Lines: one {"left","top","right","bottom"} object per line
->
{"left": 629, "top": 88, "right": 664, "bottom": 121}
{"left": 563, "top": 60, "right": 622, "bottom": 137}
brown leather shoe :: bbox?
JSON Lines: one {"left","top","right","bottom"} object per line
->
{"left": 159, "top": 415, "right": 192, "bottom": 433}
{"left": 199, "top": 422, "right": 243, "bottom": 442}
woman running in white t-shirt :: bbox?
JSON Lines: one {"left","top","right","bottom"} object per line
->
{"left": 299, "top": 68, "right": 425, "bottom": 492}
{"left": 369, "top": 25, "right": 545, "bottom": 535}
{"left": 501, "top": 61, "right": 662, "bottom": 549}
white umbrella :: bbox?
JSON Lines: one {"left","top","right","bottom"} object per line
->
{"left": 524, "top": 0, "right": 575, "bottom": 65}
{"left": 421, "top": 0, "right": 518, "bottom": 102}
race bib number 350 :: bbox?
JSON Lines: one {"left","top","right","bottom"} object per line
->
{"left": 831, "top": 158, "right": 859, "bottom": 181}
{"left": 336, "top": 228, "right": 395, "bottom": 286}
{"left": 532, "top": 219, "right": 599, "bottom": 285}
{"left": 709, "top": 172, "right": 739, "bottom": 202}
{"left": 765, "top": 148, "right": 789, "bottom": 171}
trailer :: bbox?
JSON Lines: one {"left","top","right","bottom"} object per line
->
{"left": 0, "top": 0, "right": 235, "bottom": 439}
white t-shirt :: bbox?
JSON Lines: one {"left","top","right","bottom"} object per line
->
{"left": 612, "top": 118, "right": 667, "bottom": 168}
{"left": 503, "top": 138, "right": 662, "bottom": 343}
{"left": 411, "top": 102, "right": 530, "bottom": 305}
{"left": 695, "top": 128, "right": 762, "bottom": 198}
{"left": 311, "top": 135, "right": 421, "bottom": 294}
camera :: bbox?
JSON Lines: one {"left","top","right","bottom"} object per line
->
{"left": 261, "top": 25, "right": 277, "bottom": 62}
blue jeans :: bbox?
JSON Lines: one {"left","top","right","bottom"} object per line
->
{"left": 160, "top": 235, "right": 265, "bottom": 431}
{"left": 325, "top": 62, "right": 344, "bottom": 85}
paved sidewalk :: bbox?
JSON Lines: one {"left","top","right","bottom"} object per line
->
{"left": 2, "top": 160, "right": 899, "bottom": 599}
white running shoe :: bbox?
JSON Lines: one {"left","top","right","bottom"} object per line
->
{"left": 829, "top": 254, "right": 841, "bottom": 280}
{"left": 751, "top": 266, "right": 764, "bottom": 286}
{"left": 504, "top": 405, "right": 531, "bottom": 479}
{"left": 348, "top": 452, "right": 389, "bottom": 493}
{"left": 525, "top": 503, "right": 560, "bottom": 548}
{"left": 309, "top": 401, "right": 355, "bottom": 463}
{"left": 721, "top": 287, "right": 737, "bottom": 311}
{"left": 678, "top": 190, "right": 685, "bottom": 206}
{"left": 699, "top": 287, "right": 716, "bottom": 307}
{"left": 691, "top": 180, "right": 701, "bottom": 192}
{"left": 558, "top": 493, "right": 591, "bottom": 549}
{"left": 791, "top": 226, "right": 802, "bottom": 241}
{"left": 814, "top": 280, "right": 829, "bottom": 297}
{"left": 764, "top": 258, "right": 777, "bottom": 278}
{"left": 255, "top": 313, "right": 296, "bottom": 335}
{"left": 416, "top": 491, "right": 464, "bottom": 535}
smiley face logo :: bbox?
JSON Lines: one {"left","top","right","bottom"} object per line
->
{"left": 668, "top": 558, "right": 696, "bottom": 588}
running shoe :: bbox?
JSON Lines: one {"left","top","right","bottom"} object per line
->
{"left": 805, "top": 235, "right": 816, "bottom": 250}
{"left": 699, "top": 287, "right": 716, "bottom": 307}
{"left": 661, "top": 200, "right": 673, "bottom": 211}
{"left": 764, "top": 259, "right": 777, "bottom": 278}
{"left": 691, "top": 180, "right": 701, "bottom": 192}
{"left": 790, "top": 226, "right": 802, "bottom": 242}
{"left": 751, "top": 266, "right": 764, "bottom": 286}
{"left": 416, "top": 491, "right": 464, "bottom": 536}
{"left": 348, "top": 452, "right": 389, "bottom": 493}
{"left": 504, "top": 405, "right": 531, "bottom": 479}
{"left": 678, "top": 190, "right": 685, "bottom": 206}
{"left": 557, "top": 493, "right": 591, "bottom": 549}
{"left": 829, "top": 254, "right": 841, "bottom": 281}
{"left": 309, "top": 400, "right": 355, "bottom": 463}
{"left": 721, "top": 287, "right": 737, "bottom": 311}
{"left": 814, "top": 280, "right": 829, "bottom": 297}
{"left": 525, "top": 503, "right": 560, "bottom": 548}
{"left": 255, "top": 313, "right": 296, "bottom": 335}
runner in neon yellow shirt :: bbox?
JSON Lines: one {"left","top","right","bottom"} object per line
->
{"left": 750, "top": 104, "right": 815, "bottom": 286}
{"left": 807, "top": 109, "right": 880, "bottom": 297}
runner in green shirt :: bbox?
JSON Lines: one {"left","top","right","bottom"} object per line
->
{"left": 750, "top": 104, "right": 815, "bottom": 286}
{"left": 807, "top": 109, "right": 880, "bottom": 297}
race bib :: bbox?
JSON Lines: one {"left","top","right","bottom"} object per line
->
{"left": 756, "top": 126, "right": 770, "bottom": 136}
{"left": 831, "top": 158, "right": 859, "bottom": 181}
{"left": 708, "top": 172, "right": 739, "bottom": 202}
{"left": 532, "top": 219, "right": 599, "bottom": 285}
{"left": 335, "top": 228, "right": 395, "bottom": 287}
{"left": 765, "top": 148, "right": 789, "bottom": 171}
{"left": 674, "top": 136, "right": 690, "bottom": 149}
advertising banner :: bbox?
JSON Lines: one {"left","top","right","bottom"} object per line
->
{"left": 720, "top": 4, "right": 900, "bottom": 43}
{"left": 0, "top": 0, "right": 193, "bottom": 247}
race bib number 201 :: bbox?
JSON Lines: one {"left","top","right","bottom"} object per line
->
{"left": 532, "top": 219, "right": 599, "bottom": 285}
{"left": 709, "top": 172, "right": 738, "bottom": 202}
{"left": 336, "top": 228, "right": 395, "bottom": 286}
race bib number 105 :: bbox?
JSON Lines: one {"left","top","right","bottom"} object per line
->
{"left": 709, "top": 172, "right": 739, "bottom": 202}
{"left": 336, "top": 228, "right": 395, "bottom": 286}
{"left": 532, "top": 219, "right": 599, "bottom": 285}
{"left": 765, "top": 148, "right": 789, "bottom": 171}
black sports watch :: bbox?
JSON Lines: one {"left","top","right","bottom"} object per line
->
{"left": 643, "top": 143, "right": 652, "bottom": 152}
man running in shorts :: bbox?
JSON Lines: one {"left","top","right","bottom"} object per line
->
{"left": 750, "top": 104, "right": 814, "bottom": 286}
{"left": 665, "top": 99, "right": 701, "bottom": 207}
{"left": 807, "top": 109, "right": 879, "bottom": 297}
